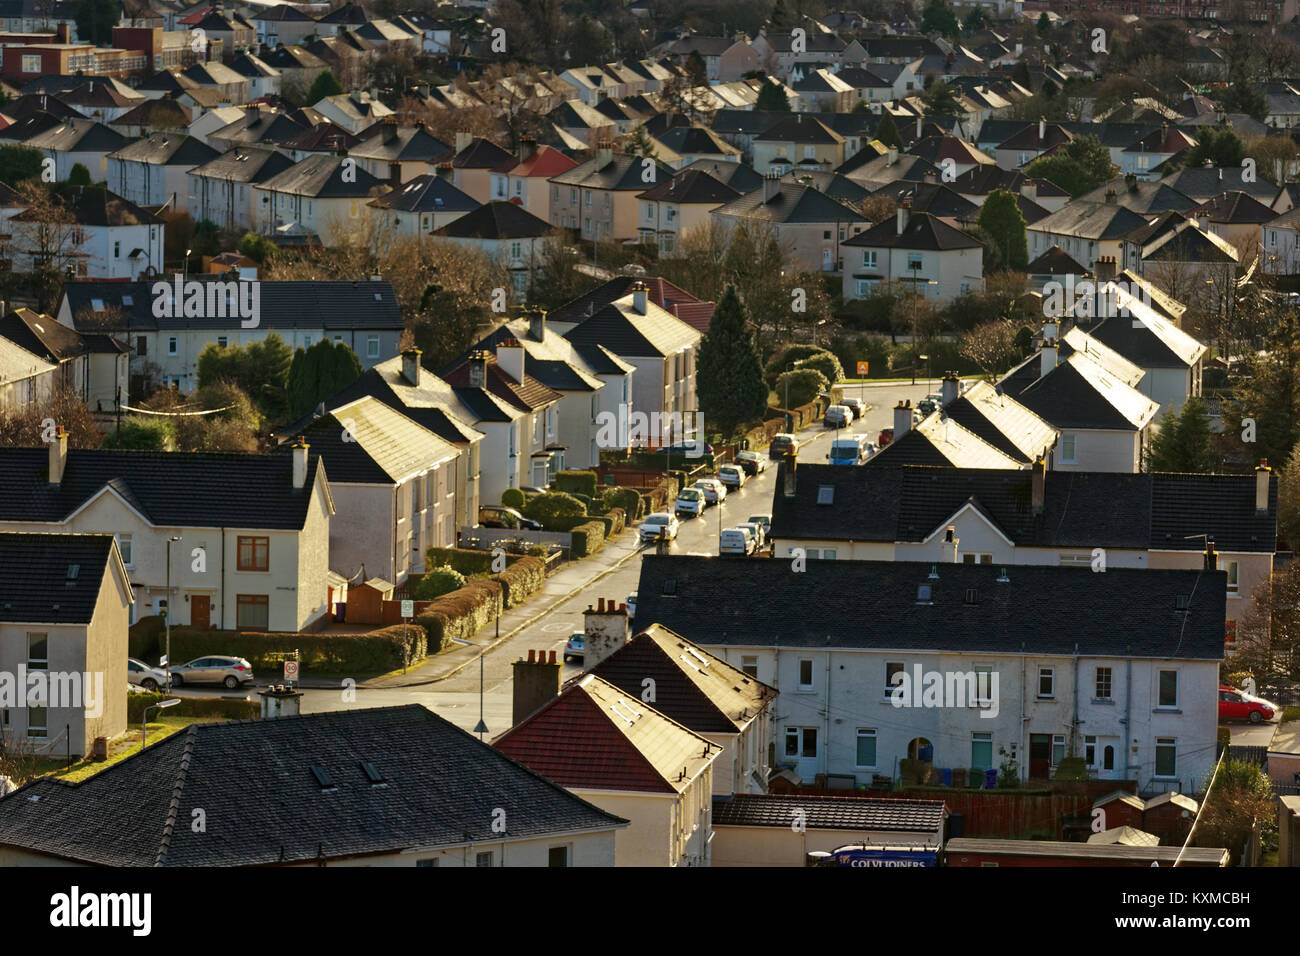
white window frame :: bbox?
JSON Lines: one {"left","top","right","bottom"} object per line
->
{"left": 1060, "top": 433, "right": 1077, "bottom": 463}
{"left": 117, "top": 533, "right": 133, "bottom": 569}
{"left": 797, "top": 657, "right": 815, "bottom": 691}
{"left": 1095, "top": 666, "right": 1112, "bottom": 700}
{"left": 1037, "top": 667, "right": 1055, "bottom": 699}
{"left": 1157, "top": 669, "right": 1178, "bottom": 709}
{"left": 855, "top": 728, "right": 878, "bottom": 769}
{"left": 367, "top": 335, "right": 380, "bottom": 358}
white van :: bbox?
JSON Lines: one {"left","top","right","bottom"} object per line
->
{"left": 829, "top": 434, "right": 871, "bottom": 465}
{"left": 719, "top": 528, "right": 753, "bottom": 556}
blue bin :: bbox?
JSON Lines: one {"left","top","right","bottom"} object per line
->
{"left": 940, "top": 768, "right": 952, "bottom": 787}
{"left": 985, "top": 768, "right": 997, "bottom": 789}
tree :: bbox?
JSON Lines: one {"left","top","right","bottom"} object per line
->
{"left": 960, "top": 318, "right": 1021, "bottom": 378}
{"left": 527, "top": 232, "right": 602, "bottom": 310}
{"left": 74, "top": 0, "right": 117, "bottom": 46}
{"left": 875, "top": 111, "right": 903, "bottom": 149}
{"left": 1231, "top": 561, "right": 1300, "bottom": 680}
{"left": 919, "top": 79, "right": 963, "bottom": 116}
{"left": 286, "top": 339, "right": 363, "bottom": 420}
{"left": 976, "top": 190, "right": 1028, "bottom": 270}
{"left": 919, "top": 0, "right": 959, "bottom": 37}
{"left": 1230, "top": 306, "right": 1300, "bottom": 469}
{"left": 1184, "top": 128, "right": 1246, "bottom": 170}
{"left": 962, "top": 6, "right": 986, "bottom": 31}
{"left": 0, "top": 144, "right": 43, "bottom": 185}
{"left": 1144, "top": 397, "right": 1214, "bottom": 473}
{"left": 306, "top": 70, "right": 344, "bottom": 103}
{"left": 10, "top": 182, "right": 88, "bottom": 312}
{"left": 191, "top": 218, "right": 220, "bottom": 258}
{"left": 623, "top": 124, "right": 659, "bottom": 159}
{"left": 100, "top": 416, "right": 175, "bottom": 450}
{"left": 413, "top": 565, "right": 466, "bottom": 600}
{"left": 66, "top": 163, "right": 91, "bottom": 186}
{"left": 1036, "top": 11, "right": 1051, "bottom": 35}
{"left": 1279, "top": 441, "right": 1300, "bottom": 551}
{"left": 1024, "top": 134, "right": 1115, "bottom": 197}
{"left": 237, "top": 231, "right": 277, "bottom": 264}
{"left": 775, "top": 368, "right": 829, "bottom": 408}
{"left": 0, "top": 384, "right": 101, "bottom": 448}
{"left": 1192, "top": 760, "right": 1278, "bottom": 864}
{"left": 137, "top": 382, "right": 264, "bottom": 453}
{"left": 196, "top": 333, "right": 293, "bottom": 424}
{"left": 696, "top": 285, "right": 768, "bottom": 437}
{"left": 1012, "top": 62, "right": 1031, "bottom": 88}
{"left": 755, "top": 78, "right": 791, "bottom": 112}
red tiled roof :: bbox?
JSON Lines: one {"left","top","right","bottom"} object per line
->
{"left": 441, "top": 350, "right": 562, "bottom": 412}
{"left": 510, "top": 144, "right": 577, "bottom": 178}
{"left": 667, "top": 301, "right": 714, "bottom": 334}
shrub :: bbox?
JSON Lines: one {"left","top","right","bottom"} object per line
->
{"left": 416, "top": 579, "right": 502, "bottom": 651}
{"left": 767, "top": 343, "right": 830, "bottom": 377}
{"left": 128, "top": 614, "right": 166, "bottom": 661}
{"left": 569, "top": 520, "right": 606, "bottom": 557}
{"left": 523, "top": 491, "right": 587, "bottom": 520}
{"left": 100, "top": 416, "right": 175, "bottom": 450}
{"left": 801, "top": 351, "right": 844, "bottom": 385}
{"left": 128, "top": 692, "right": 259, "bottom": 722}
{"left": 413, "top": 564, "right": 466, "bottom": 600}
{"left": 554, "top": 470, "right": 598, "bottom": 498}
{"left": 526, "top": 543, "right": 548, "bottom": 557}
{"left": 602, "top": 486, "right": 643, "bottom": 521}
{"left": 493, "top": 555, "right": 545, "bottom": 608}
{"left": 572, "top": 492, "right": 592, "bottom": 510}
{"left": 501, "top": 487, "right": 526, "bottom": 510}
{"left": 775, "top": 368, "right": 829, "bottom": 408}
{"left": 606, "top": 507, "right": 625, "bottom": 535}
{"left": 164, "top": 625, "right": 420, "bottom": 674}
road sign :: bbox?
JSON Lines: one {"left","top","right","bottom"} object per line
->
{"left": 283, "top": 660, "right": 299, "bottom": 682}
{"left": 400, "top": 599, "right": 414, "bottom": 619}
{"left": 857, "top": 361, "right": 869, "bottom": 376}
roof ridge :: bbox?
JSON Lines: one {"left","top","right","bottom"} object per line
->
{"left": 155, "top": 724, "right": 199, "bottom": 866}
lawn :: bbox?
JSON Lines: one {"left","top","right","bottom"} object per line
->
{"left": 29, "top": 715, "right": 210, "bottom": 784}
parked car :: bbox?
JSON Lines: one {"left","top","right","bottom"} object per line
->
{"left": 675, "top": 487, "right": 705, "bottom": 518}
{"left": 693, "top": 478, "right": 727, "bottom": 504}
{"left": 841, "top": 396, "right": 866, "bottom": 417}
{"left": 717, "top": 464, "right": 747, "bottom": 488}
{"left": 520, "top": 486, "right": 547, "bottom": 496}
{"left": 916, "top": 398, "right": 937, "bottom": 416}
{"left": 769, "top": 433, "right": 799, "bottom": 459}
{"left": 564, "top": 633, "right": 585, "bottom": 664}
{"left": 169, "top": 655, "right": 254, "bottom": 689}
{"left": 747, "top": 513, "right": 772, "bottom": 545}
{"left": 719, "top": 527, "right": 755, "bottom": 555}
{"left": 1218, "top": 685, "right": 1278, "bottom": 723}
{"left": 735, "top": 450, "right": 769, "bottom": 476}
{"left": 824, "top": 404, "right": 852, "bottom": 428}
{"left": 627, "top": 592, "right": 637, "bottom": 619}
{"left": 878, "top": 427, "right": 895, "bottom": 447}
{"left": 660, "top": 441, "right": 714, "bottom": 457}
{"left": 478, "top": 505, "right": 543, "bottom": 531}
{"left": 127, "top": 657, "right": 168, "bottom": 691}
{"left": 738, "top": 521, "right": 766, "bottom": 551}
{"left": 638, "top": 512, "right": 680, "bottom": 543}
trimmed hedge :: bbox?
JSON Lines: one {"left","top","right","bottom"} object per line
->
{"left": 412, "top": 564, "right": 466, "bottom": 600}
{"left": 129, "top": 614, "right": 166, "bottom": 661}
{"left": 554, "top": 470, "right": 598, "bottom": 498}
{"left": 569, "top": 520, "right": 606, "bottom": 557}
{"left": 501, "top": 487, "right": 526, "bottom": 510}
{"left": 164, "top": 624, "right": 423, "bottom": 675}
{"left": 416, "top": 579, "right": 502, "bottom": 652}
{"left": 602, "top": 486, "right": 644, "bottom": 521}
{"left": 427, "top": 546, "right": 524, "bottom": 575}
{"left": 493, "top": 555, "right": 545, "bottom": 609}
{"left": 128, "top": 691, "right": 259, "bottom": 722}
{"left": 523, "top": 491, "right": 586, "bottom": 520}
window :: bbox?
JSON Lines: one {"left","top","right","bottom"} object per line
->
{"left": 797, "top": 658, "right": 814, "bottom": 690}
{"left": 1157, "top": 669, "right": 1178, "bottom": 708}
{"left": 1037, "top": 667, "right": 1055, "bottom": 699}
{"left": 117, "top": 533, "right": 133, "bottom": 568}
{"left": 971, "top": 732, "right": 993, "bottom": 771}
{"left": 855, "top": 278, "right": 879, "bottom": 296}
{"left": 1155, "top": 737, "right": 1177, "bottom": 777}
{"left": 27, "top": 706, "right": 47, "bottom": 738}
{"left": 885, "top": 661, "right": 904, "bottom": 697}
{"left": 961, "top": 553, "right": 993, "bottom": 564}
{"left": 1060, "top": 434, "right": 1077, "bottom": 463}
{"left": 136, "top": 336, "right": 147, "bottom": 356}
{"left": 1084, "top": 735, "right": 1098, "bottom": 767}
{"left": 974, "top": 664, "right": 994, "bottom": 704}
{"left": 1095, "top": 666, "right": 1113, "bottom": 700}
{"left": 741, "top": 655, "right": 758, "bottom": 677}
{"left": 27, "top": 632, "right": 48, "bottom": 670}
{"left": 1221, "top": 559, "right": 1239, "bottom": 593}
{"left": 237, "top": 536, "right": 269, "bottom": 571}
{"left": 113, "top": 240, "right": 120, "bottom": 259}
{"left": 570, "top": 188, "right": 577, "bottom": 203}
{"left": 1225, "top": 620, "right": 1237, "bottom": 644}
{"left": 21, "top": 54, "right": 39, "bottom": 73}
{"left": 804, "top": 145, "right": 815, "bottom": 159}
{"left": 167, "top": 336, "right": 178, "bottom": 355}
{"left": 216, "top": 336, "right": 228, "bottom": 348}
{"left": 236, "top": 594, "right": 269, "bottom": 631}
{"left": 856, "top": 729, "right": 877, "bottom": 768}
{"left": 367, "top": 335, "right": 380, "bottom": 358}
{"left": 585, "top": 191, "right": 592, "bottom": 207}
{"left": 906, "top": 252, "right": 923, "bottom": 270}
{"left": 476, "top": 851, "right": 493, "bottom": 867}
{"left": 548, "top": 846, "right": 569, "bottom": 867}
{"left": 1051, "top": 734, "right": 1066, "bottom": 766}
{"left": 1058, "top": 553, "right": 1091, "bottom": 566}
{"left": 416, "top": 858, "right": 439, "bottom": 867}
{"left": 823, "top": 230, "right": 831, "bottom": 240}
{"left": 510, "top": 240, "right": 522, "bottom": 259}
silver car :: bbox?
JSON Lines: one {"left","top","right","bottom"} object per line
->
{"left": 127, "top": 657, "right": 169, "bottom": 691}
{"left": 169, "top": 655, "right": 255, "bottom": 689}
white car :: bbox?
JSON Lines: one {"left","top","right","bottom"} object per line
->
{"left": 675, "top": 487, "right": 705, "bottom": 518}
{"left": 693, "top": 478, "right": 727, "bottom": 504}
{"left": 638, "top": 512, "right": 680, "bottom": 543}
{"left": 717, "top": 464, "right": 747, "bottom": 488}
{"left": 127, "top": 657, "right": 169, "bottom": 691}
{"left": 719, "top": 527, "right": 756, "bottom": 555}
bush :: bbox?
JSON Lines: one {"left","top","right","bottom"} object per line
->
{"left": 100, "top": 416, "right": 175, "bottom": 450}
{"left": 828, "top": 332, "right": 894, "bottom": 380}
{"left": 573, "top": 492, "right": 592, "bottom": 510}
{"left": 775, "top": 368, "right": 829, "bottom": 408}
{"left": 413, "top": 564, "right": 466, "bottom": 600}
{"left": 128, "top": 691, "right": 259, "bottom": 721}
{"left": 129, "top": 614, "right": 166, "bottom": 661}
{"left": 415, "top": 579, "right": 502, "bottom": 651}
{"left": 554, "top": 470, "right": 598, "bottom": 498}
{"left": 767, "top": 344, "right": 831, "bottom": 377}
{"left": 523, "top": 491, "right": 587, "bottom": 521}
{"left": 501, "top": 487, "right": 526, "bottom": 510}
{"left": 527, "top": 543, "right": 548, "bottom": 557}
{"left": 801, "top": 351, "right": 844, "bottom": 385}
{"left": 569, "top": 520, "right": 606, "bottom": 557}
{"left": 164, "top": 625, "right": 421, "bottom": 674}
{"left": 602, "top": 486, "right": 643, "bottom": 521}
{"left": 494, "top": 555, "right": 545, "bottom": 608}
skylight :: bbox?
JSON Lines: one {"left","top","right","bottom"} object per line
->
{"left": 816, "top": 485, "right": 834, "bottom": 505}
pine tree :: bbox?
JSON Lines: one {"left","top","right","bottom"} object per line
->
{"left": 696, "top": 284, "right": 768, "bottom": 437}
{"left": 875, "top": 111, "right": 903, "bottom": 149}
{"left": 755, "top": 79, "right": 790, "bottom": 112}
{"left": 976, "top": 189, "right": 1028, "bottom": 270}
{"left": 307, "top": 70, "right": 344, "bottom": 104}
{"left": 1145, "top": 397, "right": 1214, "bottom": 473}
{"left": 287, "top": 339, "right": 363, "bottom": 419}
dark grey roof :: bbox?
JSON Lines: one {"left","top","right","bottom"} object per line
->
{"left": 187, "top": 146, "right": 295, "bottom": 184}
{"left": 712, "top": 794, "right": 946, "bottom": 833}
{"left": 0, "top": 448, "right": 327, "bottom": 529}
{"left": 844, "top": 210, "right": 980, "bottom": 250}
{"left": 432, "top": 200, "right": 551, "bottom": 239}
{"left": 682, "top": 158, "right": 764, "bottom": 194}
{"left": 713, "top": 183, "right": 868, "bottom": 226}
{"left": 368, "top": 174, "right": 477, "bottom": 213}
{"left": 768, "top": 463, "right": 1276, "bottom": 553}
{"left": 258, "top": 153, "right": 384, "bottom": 198}
{"left": 0, "top": 705, "right": 625, "bottom": 866}
{"left": 563, "top": 299, "right": 699, "bottom": 358}
{"left": 633, "top": 554, "right": 1227, "bottom": 659}
{"left": 0, "top": 532, "right": 117, "bottom": 625}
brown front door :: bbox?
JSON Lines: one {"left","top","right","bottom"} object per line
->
{"left": 1029, "top": 734, "right": 1051, "bottom": 780}
{"left": 191, "top": 594, "right": 211, "bottom": 629}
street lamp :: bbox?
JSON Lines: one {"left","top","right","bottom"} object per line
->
{"left": 182, "top": 248, "right": 192, "bottom": 279}
{"left": 451, "top": 637, "right": 489, "bottom": 740}
{"left": 784, "top": 357, "right": 810, "bottom": 430}
{"left": 141, "top": 697, "right": 180, "bottom": 751}
{"left": 164, "top": 534, "right": 181, "bottom": 692}
{"left": 919, "top": 353, "right": 930, "bottom": 392}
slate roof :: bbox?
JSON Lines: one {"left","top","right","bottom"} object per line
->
{"left": 0, "top": 307, "right": 90, "bottom": 361}
{"left": 637, "top": 168, "right": 739, "bottom": 204}
{"left": 869, "top": 180, "right": 980, "bottom": 221}
{"left": 682, "top": 158, "right": 763, "bottom": 194}
{"left": 632, "top": 554, "right": 1227, "bottom": 659}
{"left": 0, "top": 448, "right": 328, "bottom": 529}
{"left": 13, "top": 184, "right": 160, "bottom": 228}
{"left": 450, "top": 136, "right": 515, "bottom": 170}
{"left": 453, "top": 317, "right": 616, "bottom": 392}
{"left": 1084, "top": 296, "right": 1207, "bottom": 370}
{"left": 187, "top": 145, "right": 295, "bottom": 184}
{"left": 940, "top": 380, "right": 1058, "bottom": 463}
{"left": 368, "top": 173, "right": 477, "bottom": 213}
{"left": 350, "top": 123, "right": 449, "bottom": 163}
{"left": 712, "top": 794, "right": 946, "bottom": 834}
{"left": 0, "top": 115, "right": 127, "bottom": 152}
{"left": 493, "top": 674, "right": 721, "bottom": 795}
{"left": 1191, "top": 189, "right": 1275, "bottom": 224}
{"left": 441, "top": 350, "right": 562, "bottom": 414}
{"left": 779, "top": 168, "right": 872, "bottom": 204}
{"left": 768, "top": 462, "right": 1276, "bottom": 553}
{"left": 0, "top": 705, "right": 625, "bottom": 866}
{"left": 844, "top": 210, "right": 981, "bottom": 251}
{"left": 907, "top": 135, "right": 996, "bottom": 168}
{"left": 1160, "top": 166, "right": 1278, "bottom": 202}
{"left": 549, "top": 151, "right": 676, "bottom": 191}
{"left": 257, "top": 153, "right": 384, "bottom": 198}
{"left": 1029, "top": 201, "right": 1150, "bottom": 241}
{"left": 713, "top": 182, "right": 868, "bottom": 226}
{"left": 865, "top": 413, "right": 1024, "bottom": 469}
{"left": 563, "top": 294, "right": 701, "bottom": 359}
{"left": 1075, "top": 178, "right": 1196, "bottom": 214}
{"left": 653, "top": 124, "right": 739, "bottom": 159}
{"left": 586, "top": 624, "right": 776, "bottom": 734}
{"left": 1011, "top": 351, "right": 1159, "bottom": 431}
{"left": 432, "top": 200, "right": 552, "bottom": 239}
{"left": 1026, "top": 245, "right": 1089, "bottom": 275}
{"left": 0, "top": 532, "right": 120, "bottom": 625}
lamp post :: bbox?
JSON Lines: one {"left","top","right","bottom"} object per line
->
{"left": 183, "top": 248, "right": 192, "bottom": 279}
{"left": 451, "top": 637, "right": 489, "bottom": 740}
{"left": 784, "top": 357, "right": 810, "bottom": 430}
{"left": 919, "top": 353, "right": 930, "bottom": 393}
{"left": 141, "top": 698, "right": 180, "bottom": 751}
{"left": 164, "top": 534, "right": 181, "bottom": 692}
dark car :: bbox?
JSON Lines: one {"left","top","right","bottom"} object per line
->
{"left": 841, "top": 397, "right": 866, "bottom": 417}
{"left": 877, "top": 427, "right": 894, "bottom": 447}
{"left": 768, "top": 433, "right": 799, "bottom": 460}
{"left": 735, "top": 450, "right": 769, "bottom": 476}
{"left": 478, "top": 505, "right": 542, "bottom": 530}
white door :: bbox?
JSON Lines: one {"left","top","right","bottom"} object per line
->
{"left": 784, "top": 726, "right": 819, "bottom": 781}
{"left": 822, "top": 247, "right": 834, "bottom": 271}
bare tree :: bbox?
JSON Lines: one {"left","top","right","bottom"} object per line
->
{"left": 961, "top": 318, "right": 1021, "bottom": 379}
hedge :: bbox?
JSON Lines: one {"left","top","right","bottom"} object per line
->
{"left": 427, "top": 546, "right": 526, "bottom": 575}
{"left": 602, "top": 486, "right": 643, "bottom": 521}
{"left": 493, "top": 555, "right": 545, "bottom": 609}
{"left": 554, "top": 470, "right": 598, "bottom": 498}
{"left": 569, "top": 520, "right": 606, "bottom": 557}
{"left": 128, "top": 691, "right": 259, "bottom": 722}
{"left": 416, "top": 579, "right": 502, "bottom": 651}
{"left": 129, "top": 614, "right": 167, "bottom": 661}
{"left": 163, "top": 624, "right": 423, "bottom": 675}
{"left": 501, "top": 487, "right": 526, "bottom": 510}
{"left": 523, "top": 491, "right": 586, "bottom": 521}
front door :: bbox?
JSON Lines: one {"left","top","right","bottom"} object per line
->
{"left": 1029, "top": 734, "right": 1051, "bottom": 780}
{"left": 191, "top": 594, "right": 210, "bottom": 629}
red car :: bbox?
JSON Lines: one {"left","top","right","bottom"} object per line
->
{"left": 1218, "top": 685, "right": 1277, "bottom": 723}
{"left": 877, "top": 427, "right": 894, "bottom": 448}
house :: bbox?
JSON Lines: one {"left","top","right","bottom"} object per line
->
{"left": 186, "top": 145, "right": 296, "bottom": 233}
{"left": 928, "top": 376, "right": 1058, "bottom": 464}
{"left": 712, "top": 177, "right": 869, "bottom": 273}
{"left": 280, "top": 394, "right": 461, "bottom": 585}
{"left": 367, "top": 172, "right": 477, "bottom": 237}
{"left": 495, "top": 671, "right": 719, "bottom": 866}
{"left": 633, "top": 554, "right": 1226, "bottom": 796}
{"left": 0, "top": 704, "right": 627, "bottom": 865}
{"left": 493, "top": 139, "right": 576, "bottom": 218}
{"left": 431, "top": 201, "right": 553, "bottom": 295}
{"left": 0, "top": 531, "right": 132, "bottom": 757}
{"left": 57, "top": 278, "right": 404, "bottom": 392}
{"left": 866, "top": 402, "right": 1027, "bottom": 470}
{"left": 1028, "top": 199, "right": 1151, "bottom": 271}
{"left": 548, "top": 145, "right": 676, "bottom": 241}
{"left": 443, "top": 134, "right": 516, "bottom": 205}
{"left": 664, "top": 34, "right": 760, "bottom": 82}
{"left": 1120, "top": 125, "right": 1197, "bottom": 180}
{"left": 249, "top": 5, "right": 317, "bottom": 49}
{"left": 546, "top": 275, "right": 716, "bottom": 336}
{"left": 310, "top": 91, "right": 393, "bottom": 134}
{"left": 0, "top": 306, "right": 127, "bottom": 412}
{"left": 0, "top": 434, "right": 334, "bottom": 632}
{"left": 227, "top": 52, "right": 280, "bottom": 100}
{"left": 790, "top": 67, "right": 855, "bottom": 113}
{"left": 750, "top": 114, "right": 846, "bottom": 175}
{"left": 1187, "top": 190, "right": 1273, "bottom": 261}
{"left": 349, "top": 121, "right": 449, "bottom": 187}
{"left": 635, "top": 168, "right": 739, "bottom": 255}
{"left": 257, "top": 44, "right": 329, "bottom": 95}
{"left": 0, "top": 334, "right": 54, "bottom": 411}
{"left": 0, "top": 114, "right": 129, "bottom": 181}
{"left": 105, "top": 133, "right": 218, "bottom": 214}
{"left": 1121, "top": 211, "right": 1240, "bottom": 293}
{"left": 562, "top": 282, "right": 700, "bottom": 447}
{"left": 252, "top": 153, "right": 386, "bottom": 241}
{"left": 841, "top": 206, "right": 983, "bottom": 302}
{"left": 1263, "top": 204, "right": 1300, "bottom": 273}
{"left": 8, "top": 183, "right": 164, "bottom": 279}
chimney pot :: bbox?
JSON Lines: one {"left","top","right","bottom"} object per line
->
{"left": 1031, "top": 457, "right": 1045, "bottom": 514}
{"left": 527, "top": 649, "right": 536, "bottom": 663}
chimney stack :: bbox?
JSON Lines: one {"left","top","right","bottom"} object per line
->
{"left": 1204, "top": 537, "right": 1217, "bottom": 572}
{"left": 1031, "top": 456, "right": 1045, "bottom": 514}
{"left": 1196, "top": 212, "right": 1209, "bottom": 232}
{"left": 944, "top": 525, "right": 960, "bottom": 563}
{"left": 526, "top": 307, "right": 546, "bottom": 341}
{"left": 1040, "top": 336, "right": 1058, "bottom": 378}
{"left": 468, "top": 350, "right": 488, "bottom": 388}
{"left": 48, "top": 425, "right": 67, "bottom": 485}
{"left": 259, "top": 684, "right": 303, "bottom": 718}
{"left": 435, "top": 162, "right": 453, "bottom": 180}
{"left": 512, "top": 649, "right": 562, "bottom": 724}
{"left": 893, "top": 399, "right": 912, "bottom": 439}
{"left": 583, "top": 597, "right": 630, "bottom": 670}
{"left": 455, "top": 128, "right": 471, "bottom": 153}
{"left": 1256, "top": 459, "right": 1271, "bottom": 513}
{"left": 887, "top": 145, "right": 898, "bottom": 166}
{"left": 496, "top": 337, "right": 525, "bottom": 384}
{"left": 1038, "top": 115, "right": 1046, "bottom": 141}
{"left": 940, "top": 370, "right": 959, "bottom": 405}
{"left": 763, "top": 171, "right": 780, "bottom": 203}
{"left": 596, "top": 141, "right": 613, "bottom": 168}
{"left": 915, "top": 113, "right": 922, "bottom": 139}
{"left": 896, "top": 199, "right": 910, "bottom": 236}
{"left": 783, "top": 449, "right": 798, "bottom": 497}
{"left": 292, "top": 437, "right": 309, "bottom": 489}
{"left": 401, "top": 347, "right": 421, "bottom": 385}
{"left": 631, "top": 280, "right": 648, "bottom": 315}
{"left": 388, "top": 161, "right": 402, "bottom": 188}
{"left": 518, "top": 135, "right": 537, "bottom": 165}
{"left": 56, "top": 22, "right": 69, "bottom": 43}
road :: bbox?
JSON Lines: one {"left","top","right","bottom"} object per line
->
{"left": 169, "top": 381, "right": 946, "bottom": 736}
